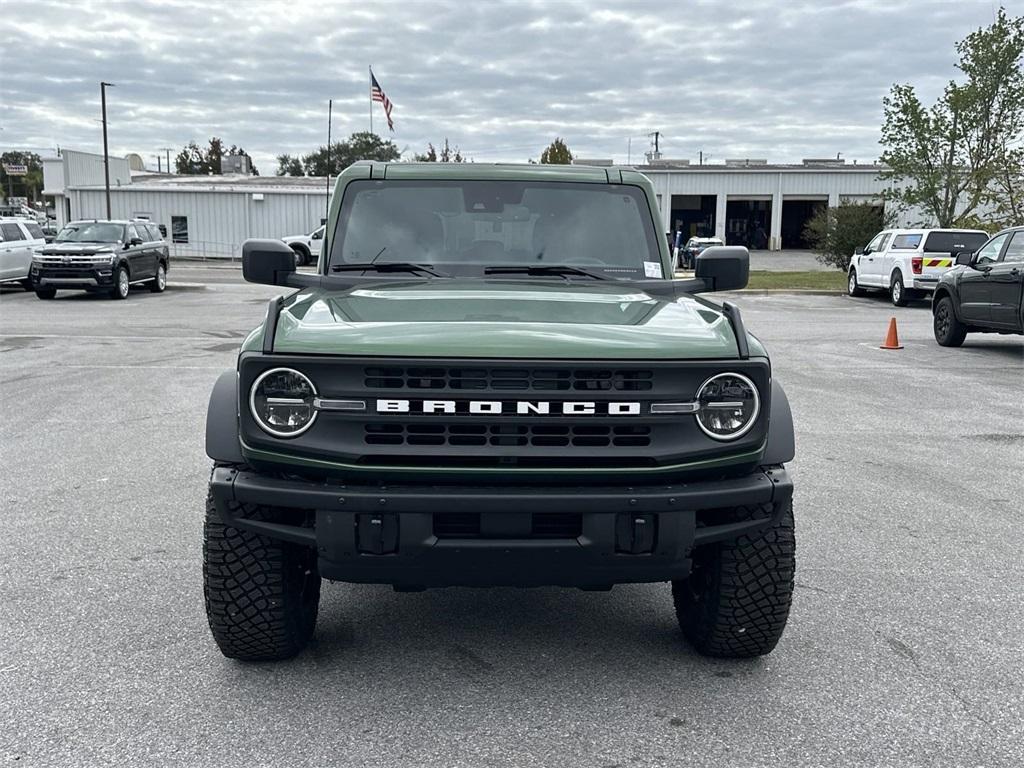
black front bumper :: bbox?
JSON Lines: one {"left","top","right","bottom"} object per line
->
{"left": 32, "top": 265, "right": 116, "bottom": 289}
{"left": 209, "top": 466, "right": 792, "bottom": 588}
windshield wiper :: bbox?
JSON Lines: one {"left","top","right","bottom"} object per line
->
{"left": 330, "top": 262, "right": 449, "bottom": 278}
{"left": 484, "top": 264, "right": 608, "bottom": 280}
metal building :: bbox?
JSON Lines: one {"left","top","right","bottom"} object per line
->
{"left": 640, "top": 160, "right": 895, "bottom": 250}
{"left": 43, "top": 149, "right": 901, "bottom": 257}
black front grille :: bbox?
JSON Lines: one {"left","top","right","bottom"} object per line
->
{"left": 433, "top": 512, "right": 582, "bottom": 539}
{"left": 365, "top": 423, "right": 652, "bottom": 448}
{"left": 365, "top": 366, "right": 654, "bottom": 392}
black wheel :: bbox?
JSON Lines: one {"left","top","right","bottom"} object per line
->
{"left": 890, "top": 271, "right": 908, "bottom": 307}
{"left": 21, "top": 279, "right": 33, "bottom": 292}
{"left": 35, "top": 287, "right": 56, "bottom": 300}
{"left": 149, "top": 262, "right": 167, "bottom": 293}
{"left": 672, "top": 501, "right": 795, "bottom": 658}
{"left": 203, "top": 484, "right": 321, "bottom": 661}
{"left": 111, "top": 266, "right": 130, "bottom": 300}
{"left": 292, "top": 247, "right": 309, "bottom": 267}
{"left": 847, "top": 269, "right": 865, "bottom": 297}
{"left": 934, "top": 296, "right": 968, "bottom": 347}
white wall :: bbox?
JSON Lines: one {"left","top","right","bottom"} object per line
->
{"left": 69, "top": 186, "right": 328, "bottom": 258}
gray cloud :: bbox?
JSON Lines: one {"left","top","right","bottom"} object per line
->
{"left": 0, "top": 0, "right": 1003, "bottom": 172}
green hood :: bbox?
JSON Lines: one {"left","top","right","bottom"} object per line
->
{"left": 254, "top": 280, "right": 759, "bottom": 360}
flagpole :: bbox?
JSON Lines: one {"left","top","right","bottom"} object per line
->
{"left": 326, "top": 98, "right": 332, "bottom": 223}
{"left": 369, "top": 65, "right": 373, "bottom": 135}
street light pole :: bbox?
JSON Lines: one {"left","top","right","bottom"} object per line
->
{"left": 100, "top": 81, "right": 114, "bottom": 219}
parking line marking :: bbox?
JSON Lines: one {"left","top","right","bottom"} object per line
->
{"left": 0, "top": 334, "right": 240, "bottom": 342}
{"left": 55, "top": 364, "right": 226, "bottom": 370}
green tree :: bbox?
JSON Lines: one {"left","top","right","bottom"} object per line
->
{"left": 276, "top": 154, "right": 305, "bottom": 176}
{"left": 539, "top": 137, "right": 573, "bottom": 165}
{"left": 302, "top": 132, "right": 400, "bottom": 176}
{"left": 804, "top": 201, "right": 892, "bottom": 271}
{"left": 0, "top": 150, "right": 44, "bottom": 202}
{"left": 175, "top": 138, "right": 258, "bottom": 175}
{"left": 879, "top": 7, "right": 1024, "bottom": 227}
{"left": 414, "top": 138, "right": 463, "bottom": 162}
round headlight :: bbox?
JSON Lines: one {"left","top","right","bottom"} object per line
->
{"left": 695, "top": 372, "right": 760, "bottom": 441}
{"left": 249, "top": 367, "right": 317, "bottom": 437}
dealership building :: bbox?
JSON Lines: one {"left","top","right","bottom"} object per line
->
{"left": 43, "top": 149, "right": 903, "bottom": 258}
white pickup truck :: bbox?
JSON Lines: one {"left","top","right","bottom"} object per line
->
{"left": 848, "top": 228, "right": 989, "bottom": 306}
{"left": 281, "top": 225, "right": 325, "bottom": 266}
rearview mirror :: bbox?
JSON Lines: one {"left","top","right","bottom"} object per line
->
{"left": 242, "top": 238, "right": 297, "bottom": 286}
{"left": 695, "top": 246, "right": 749, "bottom": 292}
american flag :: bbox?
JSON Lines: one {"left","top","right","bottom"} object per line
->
{"left": 370, "top": 70, "right": 394, "bottom": 132}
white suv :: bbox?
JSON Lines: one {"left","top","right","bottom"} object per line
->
{"left": 848, "top": 228, "right": 989, "bottom": 306}
{"left": 0, "top": 217, "right": 47, "bottom": 290}
{"left": 281, "top": 225, "right": 325, "bottom": 266}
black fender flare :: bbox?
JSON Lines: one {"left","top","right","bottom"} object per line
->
{"left": 763, "top": 379, "right": 795, "bottom": 465}
{"left": 206, "top": 370, "right": 243, "bottom": 463}
{"left": 931, "top": 284, "right": 960, "bottom": 319}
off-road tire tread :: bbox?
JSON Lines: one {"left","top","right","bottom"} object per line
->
{"left": 203, "top": 490, "right": 320, "bottom": 661}
{"left": 673, "top": 501, "right": 795, "bottom": 658}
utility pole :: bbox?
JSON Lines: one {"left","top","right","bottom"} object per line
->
{"left": 154, "top": 154, "right": 162, "bottom": 173}
{"left": 100, "top": 81, "right": 114, "bottom": 219}
{"left": 160, "top": 148, "right": 174, "bottom": 173}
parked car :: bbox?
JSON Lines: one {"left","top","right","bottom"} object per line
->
{"left": 282, "top": 225, "right": 325, "bottom": 266}
{"left": 848, "top": 228, "right": 989, "bottom": 306}
{"left": 30, "top": 219, "right": 170, "bottom": 300}
{"left": 932, "top": 225, "right": 1024, "bottom": 346}
{"left": 203, "top": 162, "right": 797, "bottom": 662}
{"left": 0, "top": 217, "right": 47, "bottom": 290}
{"left": 678, "top": 236, "right": 724, "bottom": 269}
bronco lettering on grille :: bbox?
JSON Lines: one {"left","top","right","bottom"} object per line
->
{"left": 376, "top": 399, "right": 643, "bottom": 416}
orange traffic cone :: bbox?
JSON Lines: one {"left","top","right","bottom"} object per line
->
{"left": 880, "top": 317, "right": 903, "bottom": 349}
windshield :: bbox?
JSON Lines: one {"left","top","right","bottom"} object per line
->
{"left": 56, "top": 222, "right": 125, "bottom": 243}
{"left": 329, "top": 180, "right": 662, "bottom": 279}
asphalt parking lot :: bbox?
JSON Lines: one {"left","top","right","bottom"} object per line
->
{"left": 1, "top": 268, "right": 1022, "bottom": 767}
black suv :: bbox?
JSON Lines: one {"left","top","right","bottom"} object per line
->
{"left": 933, "top": 225, "right": 1024, "bottom": 346}
{"left": 31, "top": 219, "right": 170, "bottom": 300}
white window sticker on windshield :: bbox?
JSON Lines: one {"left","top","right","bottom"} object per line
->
{"left": 644, "top": 261, "right": 663, "bottom": 278}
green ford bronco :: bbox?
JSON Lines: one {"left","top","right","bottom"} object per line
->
{"left": 204, "top": 162, "right": 796, "bottom": 661}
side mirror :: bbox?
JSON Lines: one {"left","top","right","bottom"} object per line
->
{"left": 695, "top": 246, "right": 749, "bottom": 292}
{"left": 130, "top": 237, "right": 144, "bottom": 246}
{"left": 242, "top": 238, "right": 296, "bottom": 286}
{"left": 854, "top": 246, "right": 865, "bottom": 256}
{"left": 158, "top": 224, "right": 167, "bottom": 237}
{"left": 954, "top": 250, "right": 974, "bottom": 266}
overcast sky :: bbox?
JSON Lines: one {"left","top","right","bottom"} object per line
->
{"left": 0, "top": 0, "right": 1006, "bottom": 173}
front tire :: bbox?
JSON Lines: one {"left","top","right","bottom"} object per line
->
{"left": 203, "top": 487, "right": 321, "bottom": 661}
{"left": 890, "top": 271, "right": 908, "bottom": 307}
{"left": 291, "top": 247, "right": 309, "bottom": 267}
{"left": 111, "top": 266, "right": 130, "bottom": 300}
{"left": 673, "top": 501, "right": 795, "bottom": 658}
{"left": 35, "top": 287, "right": 56, "bottom": 300}
{"left": 847, "top": 269, "right": 865, "bottom": 297}
{"left": 149, "top": 262, "right": 167, "bottom": 293}
{"left": 934, "top": 296, "right": 968, "bottom": 347}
